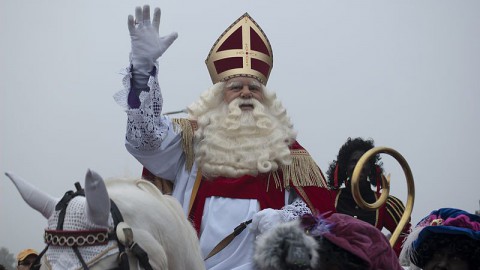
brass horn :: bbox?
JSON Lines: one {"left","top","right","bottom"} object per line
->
{"left": 351, "top": 147, "right": 415, "bottom": 247}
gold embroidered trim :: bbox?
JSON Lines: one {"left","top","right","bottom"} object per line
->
{"left": 272, "top": 149, "right": 328, "bottom": 189}
{"left": 188, "top": 169, "right": 204, "bottom": 216}
{"left": 386, "top": 196, "right": 405, "bottom": 224}
{"left": 334, "top": 190, "right": 341, "bottom": 208}
{"left": 172, "top": 118, "right": 196, "bottom": 172}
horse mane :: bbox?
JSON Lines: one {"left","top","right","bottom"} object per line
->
{"left": 104, "top": 177, "right": 204, "bottom": 269}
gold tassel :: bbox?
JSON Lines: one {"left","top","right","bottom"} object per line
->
{"left": 172, "top": 118, "right": 196, "bottom": 172}
{"left": 273, "top": 149, "right": 328, "bottom": 189}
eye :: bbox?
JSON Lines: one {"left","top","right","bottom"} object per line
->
{"left": 228, "top": 85, "right": 242, "bottom": 91}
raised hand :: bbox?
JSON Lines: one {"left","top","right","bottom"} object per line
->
{"left": 128, "top": 5, "right": 178, "bottom": 74}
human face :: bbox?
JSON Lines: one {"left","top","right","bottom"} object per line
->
{"left": 347, "top": 150, "right": 371, "bottom": 185}
{"left": 223, "top": 77, "right": 264, "bottom": 110}
{"left": 423, "top": 252, "right": 470, "bottom": 270}
{"left": 423, "top": 248, "right": 471, "bottom": 270}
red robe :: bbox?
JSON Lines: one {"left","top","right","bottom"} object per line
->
{"left": 143, "top": 140, "right": 336, "bottom": 233}
{"left": 189, "top": 171, "right": 336, "bottom": 233}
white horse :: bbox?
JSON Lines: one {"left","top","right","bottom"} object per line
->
{"left": 6, "top": 169, "right": 205, "bottom": 270}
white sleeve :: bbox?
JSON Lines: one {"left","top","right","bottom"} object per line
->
{"left": 114, "top": 63, "right": 168, "bottom": 151}
{"left": 114, "top": 64, "right": 186, "bottom": 181}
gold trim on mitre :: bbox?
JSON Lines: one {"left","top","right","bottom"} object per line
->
{"left": 205, "top": 13, "right": 273, "bottom": 85}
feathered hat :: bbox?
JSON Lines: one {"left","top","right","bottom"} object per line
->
{"left": 399, "top": 208, "right": 480, "bottom": 269}
{"left": 205, "top": 13, "right": 273, "bottom": 85}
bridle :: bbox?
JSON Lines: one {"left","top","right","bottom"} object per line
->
{"left": 32, "top": 182, "right": 153, "bottom": 270}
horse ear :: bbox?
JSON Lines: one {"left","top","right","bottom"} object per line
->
{"left": 85, "top": 169, "right": 111, "bottom": 227}
{"left": 4, "top": 172, "right": 57, "bottom": 219}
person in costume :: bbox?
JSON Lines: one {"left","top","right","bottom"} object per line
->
{"left": 254, "top": 212, "right": 403, "bottom": 270}
{"left": 400, "top": 208, "right": 480, "bottom": 270}
{"left": 325, "top": 137, "right": 411, "bottom": 256}
{"left": 16, "top": 249, "right": 38, "bottom": 270}
{"left": 114, "top": 5, "right": 336, "bottom": 270}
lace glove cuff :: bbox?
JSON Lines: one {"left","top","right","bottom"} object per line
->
{"left": 114, "top": 64, "right": 168, "bottom": 151}
{"left": 251, "top": 199, "right": 312, "bottom": 235}
{"left": 280, "top": 198, "right": 312, "bottom": 222}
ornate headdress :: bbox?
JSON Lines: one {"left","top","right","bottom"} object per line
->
{"left": 205, "top": 13, "right": 273, "bottom": 85}
{"left": 399, "top": 208, "right": 480, "bottom": 269}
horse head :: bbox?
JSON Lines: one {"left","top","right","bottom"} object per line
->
{"left": 6, "top": 169, "right": 205, "bottom": 270}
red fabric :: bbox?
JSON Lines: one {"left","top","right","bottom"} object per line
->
{"left": 294, "top": 185, "right": 336, "bottom": 215}
{"left": 333, "top": 164, "right": 339, "bottom": 188}
{"left": 145, "top": 140, "right": 336, "bottom": 235}
{"left": 289, "top": 140, "right": 302, "bottom": 150}
{"left": 250, "top": 28, "right": 270, "bottom": 56}
{"left": 141, "top": 167, "right": 155, "bottom": 180}
{"left": 214, "top": 57, "right": 244, "bottom": 74}
{"left": 217, "top": 26, "right": 242, "bottom": 51}
{"left": 207, "top": 13, "right": 273, "bottom": 84}
{"left": 188, "top": 174, "right": 285, "bottom": 234}
{"left": 376, "top": 202, "right": 386, "bottom": 229}
{"left": 325, "top": 213, "right": 403, "bottom": 270}
{"left": 188, "top": 174, "right": 336, "bottom": 235}
{"left": 281, "top": 140, "right": 336, "bottom": 215}
{"left": 383, "top": 205, "right": 411, "bottom": 256}
{"left": 251, "top": 58, "right": 270, "bottom": 78}
{"left": 375, "top": 165, "right": 382, "bottom": 195}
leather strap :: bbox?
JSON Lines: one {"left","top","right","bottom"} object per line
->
{"left": 188, "top": 170, "right": 203, "bottom": 215}
{"left": 204, "top": 219, "right": 252, "bottom": 261}
{"left": 72, "top": 246, "right": 90, "bottom": 270}
{"left": 30, "top": 245, "right": 49, "bottom": 270}
{"left": 130, "top": 243, "right": 153, "bottom": 270}
{"left": 110, "top": 200, "right": 130, "bottom": 270}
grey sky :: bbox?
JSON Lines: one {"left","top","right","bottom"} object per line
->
{"left": 1, "top": 0, "right": 479, "bottom": 256}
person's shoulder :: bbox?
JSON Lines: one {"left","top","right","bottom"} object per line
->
{"left": 385, "top": 195, "right": 406, "bottom": 219}
{"left": 387, "top": 195, "right": 406, "bottom": 207}
{"left": 171, "top": 117, "right": 196, "bottom": 171}
{"left": 288, "top": 140, "right": 313, "bottom": 158}
{"left": 288, "top": 140, "right": 311, "bottom": 153}
{"left": 283, "top": 140, "right": 330, "bottom": 188}
{"left": 172, "top": 118, "right": 197, "bottom": 131}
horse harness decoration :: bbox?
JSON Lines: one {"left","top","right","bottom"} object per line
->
{"left": 32, "top": 182, "right": 154, "bottom": 270}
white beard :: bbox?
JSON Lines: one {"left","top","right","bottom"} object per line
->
{"left": 194, "top": 97, "right": 296, "bottom": 178}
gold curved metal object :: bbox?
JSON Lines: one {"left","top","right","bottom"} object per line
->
{"left": 351, "top": 147, "right": 415, "bottom": 247}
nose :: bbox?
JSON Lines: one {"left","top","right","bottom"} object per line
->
{"left": 240, "top": 86, "right": 252, "bottom": 98}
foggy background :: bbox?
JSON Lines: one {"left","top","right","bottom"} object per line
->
{"left": 1, "top": 0, "right": 479, "bottom": 256}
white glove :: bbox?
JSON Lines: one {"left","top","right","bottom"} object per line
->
{"left": 251, "top": 208, "right": 284, "bottom": 235}
{"left": 128, "top": 5, "right": 178, "bottom": 76}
